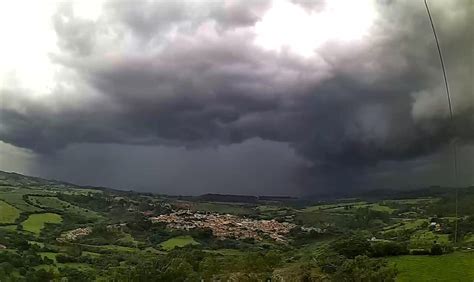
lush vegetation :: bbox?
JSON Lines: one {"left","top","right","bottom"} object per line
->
{"left": 0, "top": 170, "right": 473, "bottom": 281}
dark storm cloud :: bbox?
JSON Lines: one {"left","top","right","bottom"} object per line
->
{"left": 0, "top": 0, "right": 472, "bottom": 192}
{"left": 30, "top": 139, "right": 304, "bottom": 196}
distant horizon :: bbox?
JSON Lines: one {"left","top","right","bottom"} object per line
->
{"left": 2, "top": 169, "right": 471, "bottom": 199}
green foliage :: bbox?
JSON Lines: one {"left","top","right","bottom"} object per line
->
{"left": 349, "top": 207, "right": 390, "bottom": 228}
{"left": 430, "top": 244, "right": 443, "bottom": 255}
{"left": 331, "top": 235, "right": 371, "bottom": 258}
{"left": 25, "top": 268, "right": 56, "bottom": 282}
{"left": 334, "top": 255, "right": 398, "bottom": 281}
{"left": 1, "top": 171, "right": 472, "bottom": 280}
{"left": 59, "top": 266, "right": 96, "bottom": 282}
{"left": 371, "top": 241, "right": 409, "bottom": 257}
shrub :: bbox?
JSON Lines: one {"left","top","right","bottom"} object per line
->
{"left": 331, "top": 236, "right": 371, "bottom": 258}
{"left": 430, "top": 244, "right": 443, "bottom": 255}
{"left": 371, "top": 241, "right": 409, "bottom": 257}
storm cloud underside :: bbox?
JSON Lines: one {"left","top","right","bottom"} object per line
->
{"left": 0, "top": 0, "right": 472, "bottom": 194}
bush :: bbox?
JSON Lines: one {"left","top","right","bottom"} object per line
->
{"left": 430, "top": 244, "right": 443, "bottom": 255}
{"left": 334, "top": 255, "right": 398, "bottom": 281}
{"left": 56, "top": 254, "right": 78, "bottom": 263}
{"left": 371, "top": 241, "right": 409, "bottom": 257}
{"left": 331, "top": 235, "right": 371, "bottom": 258}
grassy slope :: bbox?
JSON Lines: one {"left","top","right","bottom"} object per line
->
{"left": 389, "top": 252, "right": 474, "bottom": 281}
{"left": 22, "top": 213, "right": 63, "bottom": 234}
{"left": 0, "top": 190, "right": 44, "bottom": 212}
{"left": 160, "top": 235, "right": 199, "bottom": 251}
{"left": 0, "top": 200, "right": 20, "bottom": 223}
{"left": 29, "top": 196, "right": 101, "bottom": 219}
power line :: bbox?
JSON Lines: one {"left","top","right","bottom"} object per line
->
{"left": 423, "top": 0, "right": 459, "bottom": 244}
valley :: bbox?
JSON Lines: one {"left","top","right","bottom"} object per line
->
{"left": 0, "top": 170, "right": 473, "bottom": 281}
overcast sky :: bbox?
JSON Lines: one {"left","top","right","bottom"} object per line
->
{"left": 0, "top": 0, "right": 472, "bottom": 196}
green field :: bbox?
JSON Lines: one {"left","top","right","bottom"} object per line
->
{"left": 78, "top": 244, "right": 139, "bottom": 254}
{"left": 385, "top": 198, "right": 440, "bottom": 205}
{"left": 0, "top": 191, "right": 44, "bottom": 212}
{"left": 21, "top": 213, "right": 63, "bottom": 234}
{"left": 389, "top": 251, "right": 474, "bottom": 281}
{"left": 28, "top": 196, "right": 101, "bottom": 219}
{"left": 303, "top": 201, "right": 366, "bottom": 212}
{"left": 382, "top": 219, "right": 427, "bottom": 234}
{"left": 409, "top": 230, "right": 449, "bottom": 249}
{"left": 0, "top": 200, "right": 20, "bottom": 223}
{"left": 0, "top": 224, "right": 17, "bottom": 231}
{"left": 160, "top": 236, "right": 199, "bottom": 251}
{"left": 366, "top": 203, "right": 396, "bottom": 213}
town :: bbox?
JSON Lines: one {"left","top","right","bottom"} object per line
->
{"left": 151, "top": 210, "right": 296, "bottom": 242}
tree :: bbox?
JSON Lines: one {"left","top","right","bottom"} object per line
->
{"left": 331, "top": 235, "right": 371, "bottom": 258}
{"left": 59, "top": 267, "right": 96, "bottom": 282}
{"left": 430, "top": 244, "right": 443, "bottom": 255}
{"left": 25, "top": 269, "right": 56, "bottom": 282}
{"left": 334, "top": 255, "right": 398, "bottom": 281}
{"left": 371, "top": 241, "right": 409, "bottom": 257}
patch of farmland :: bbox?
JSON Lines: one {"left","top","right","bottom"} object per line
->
{"left": 28, "top": 196, "right": 101, "bottom": 219}
{"left": 21, "top": 213, "right": 63, "bottom": 234}
{"left": 0, "top": 225, "right": 17, "bottom": 231}
{"left": 303, "top": 201, "right": 367, "bottom": 212}
{"left": 409, "top": 230, "right": 450, "bottom": 249}
{"left": 160, "top": 235, "right": 199, "bottom": 251}
{"left": 0, "top": 191, "right": 44, "bottom": 212}
{"left": 0, "top": 200, "right": 20, "bottom": 223}
{"left": 389, "top": 251, "right": 474, "bottom": 281}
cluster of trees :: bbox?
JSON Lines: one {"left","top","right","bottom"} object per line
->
{"left": 99, "top": 248, "right": 284, "bottom": 281}
{"left": 0, "top": 247, "right": 54, "bottom": 279}
{"left": 330, "top": 235, "right": 451, "bottom": 259}
{"left": 348, "top": 208, "right": 391, "bottom": 228}
{"left": 57, "top": 193, "right": 111, "bottom": 212}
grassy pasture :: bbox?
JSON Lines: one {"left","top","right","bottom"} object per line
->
{"left": 382, "top": 219, "right": 426, "bottom": 234}
{"left": 0, "top": 191, "right": 43, "bottom": 212}
{"left": 302, "top": 201, "right": 394, "bottom": 214}
{"left": 389, "top": 251, "right": 474, "bottom": 281}
{"left": 79, "top": 244, "right": 139, "bottom": 253}
{"left": 303, "top": 201, "right": 367, "bottom": 212}
{"left": 0, "top": 224, "right": 17, "bottom": 231}
{"left": 385, "top": 198, "right": 440, "bottom": 205}
{"left": 409, "top": 230, "right": 450, "bottom": 249}
{"left": 22, "top": 213, "right": 63, "bottom": 234}
{"left": 28, "top": 196, "right": 101, "bottom": 219}
{"left": 0, "top": 200, "right": 20, "bottom": 223}
{"left": 160, "top": 235, "right": 199, "bottom": 251}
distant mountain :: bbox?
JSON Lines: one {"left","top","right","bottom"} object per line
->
{"left": 0, "top": 170, "right": 118, "bottom": 193}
